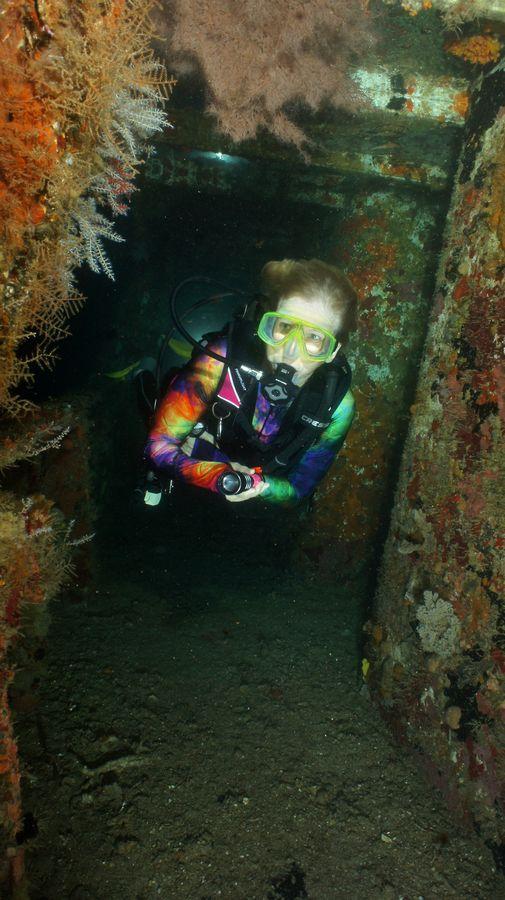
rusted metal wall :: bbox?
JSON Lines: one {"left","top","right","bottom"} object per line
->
{"left": 368, "top": 70, "right": 505, "bottom": 853}
{"left": 298, "top": 185, "right": 445, "bottom": 577}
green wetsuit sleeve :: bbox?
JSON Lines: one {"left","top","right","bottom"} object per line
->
{"left": 261, "top": 388, "right": 356, "bottom": 505}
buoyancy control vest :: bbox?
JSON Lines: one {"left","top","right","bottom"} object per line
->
{"left": 198, "top": 319, "right": 352, "bottom": 476}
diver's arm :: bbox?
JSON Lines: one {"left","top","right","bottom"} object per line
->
{"left": 145, "top": 338, "right": 235, "bottom": 492}
{"left": 261, "top": 389, "right": 356, "bottom": 505}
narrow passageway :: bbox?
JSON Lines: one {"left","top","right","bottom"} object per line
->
{"left": 4, "top": 0, "right": 505, "bottom": 893}
{"left": 18, "top": 499, "right": 501, "bottom": 899}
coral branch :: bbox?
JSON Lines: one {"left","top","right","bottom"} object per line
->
{"left": 157, "top": 0, "right": 376, "bottom": 151}
{"left": 0, "top": 0, "right": 173, "bottom": 413}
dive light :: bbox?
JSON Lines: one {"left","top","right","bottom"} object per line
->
{"left": 216, "top": 469, "right": 263, "bottom": 495}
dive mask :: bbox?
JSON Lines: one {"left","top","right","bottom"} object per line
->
{"left": 257, "top": 311, "right": 339, "bottom": 363}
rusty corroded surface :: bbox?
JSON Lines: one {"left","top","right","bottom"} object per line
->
{"left": 156, "top": 133, "right": 457, "bottom": 192}
{"left": 351, "top": 68, "right": 470, "bottom": 124}
{"left": 297, "top": 186, "right": 444, "bottom": 576}
{"left": 158, "top": 98, "right": 464, "bottom": 191}
{"left": 369, "top": 72, "right": 505, "bottom": 850}
{"left": 382, "top": 0, "right": 505, "bottom": 24}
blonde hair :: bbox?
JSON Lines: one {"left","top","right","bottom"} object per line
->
{"left": 260, "top": 258, "right": 358, "bottom": 343}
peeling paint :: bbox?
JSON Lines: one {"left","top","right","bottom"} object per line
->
{"left": 351, "top": 68, "right": 470, "bottom": 124}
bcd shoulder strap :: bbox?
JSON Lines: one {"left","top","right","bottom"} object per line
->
{"left": 261, "top": 358, "right": 351, "bottom": 475}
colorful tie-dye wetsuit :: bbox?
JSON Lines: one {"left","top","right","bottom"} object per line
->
{"left": 145, "top": 336, "right": 355, "bottom": 504}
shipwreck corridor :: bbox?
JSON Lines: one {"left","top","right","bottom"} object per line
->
{"left": 1, "top": 0, "right": 504, "bottom": 898}
{"left": 12, "top": 74, "right": 505, "bottom": 900}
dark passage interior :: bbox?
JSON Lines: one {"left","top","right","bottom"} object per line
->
{"left": 12, "top": 166, "right": 501, "bottom": 897}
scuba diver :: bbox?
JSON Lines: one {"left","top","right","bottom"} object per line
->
{"left": 141, "top": 258, "right": 358, "bottom": 506}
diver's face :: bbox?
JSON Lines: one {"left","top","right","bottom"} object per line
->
{"left": 265, "top": 296, "right": 341, "bottom": 385}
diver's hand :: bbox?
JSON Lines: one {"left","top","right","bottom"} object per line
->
{"left": 225, "top": 461, "right": 267, "bottom": 502}
{"left": 229, "top": 462, "right": 255, "bottom": 475}
{"left": 225, "top": 480, "right": 268, "bottom": 502}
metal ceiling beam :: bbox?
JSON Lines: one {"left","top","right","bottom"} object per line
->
{"left": 430, "top": 0, "right": 505, "bottom": 22}
{"left": 157, "top": 61, "right": 470, "bottom": 191}
{"left": 351, "top": 69, "right": 470, "bottom": 125}
{"left": 382, "top": 0, "right": 505, "bottom": 23}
